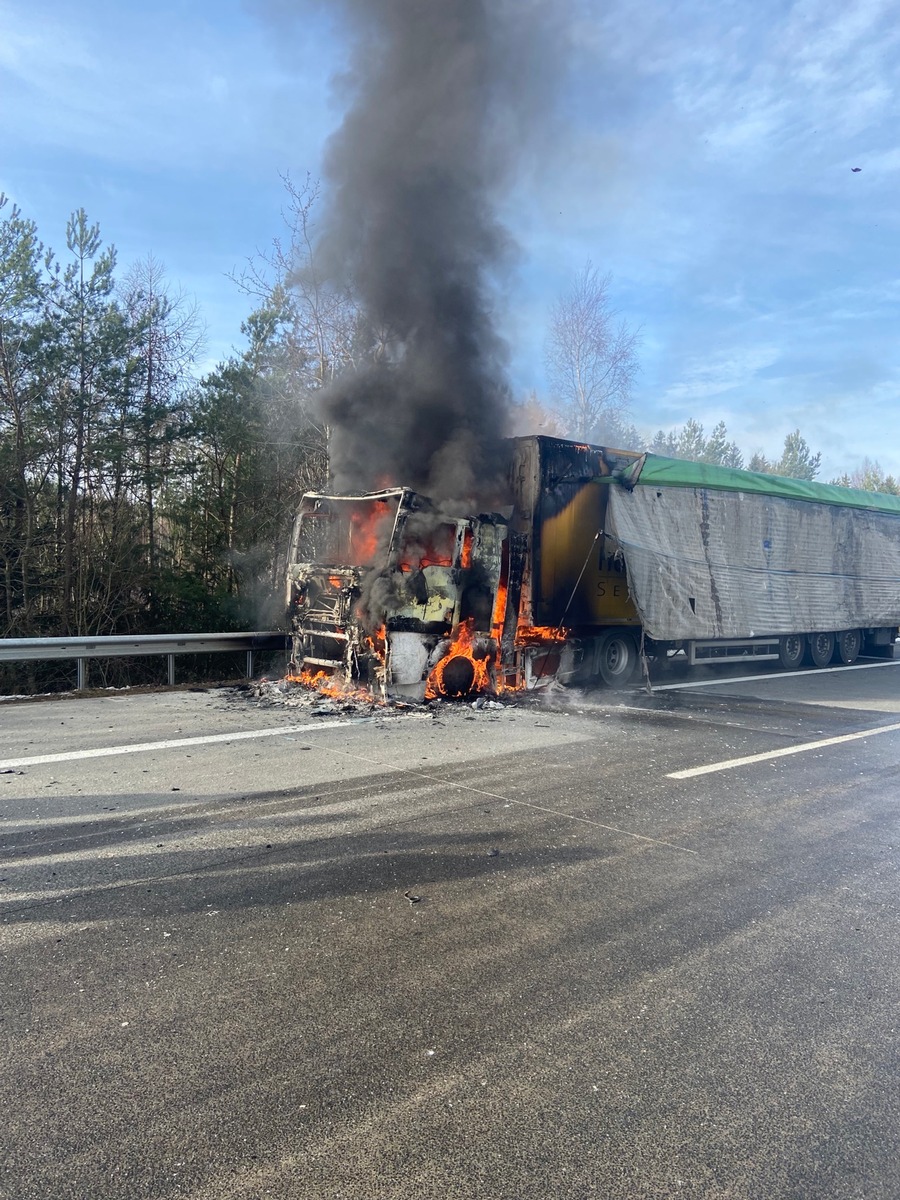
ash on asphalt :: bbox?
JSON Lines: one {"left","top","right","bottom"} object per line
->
{"left": 242, "top": 675, "right": 646, "bottom": 730}
{"left": 237, "top": 669, "right": 880, "bottom": 749}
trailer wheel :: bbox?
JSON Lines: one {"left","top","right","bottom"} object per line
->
{"left": 778, "top": 634, "right": 804, "bottom": 669}
{"left": 806, "top": 631, "right": 835, "bottom": 668}
{"left": 595, "top": 630, "right": 639, "bottom": 688}
{"left": 833, "top": 629, "right": 861, "bottom": 665}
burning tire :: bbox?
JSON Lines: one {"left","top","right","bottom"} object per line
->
{"left": 425, "top": 622, "right": 495, "bottom": 699}
{"left": 436, "top": 654, "right": 478, "bottom": 697}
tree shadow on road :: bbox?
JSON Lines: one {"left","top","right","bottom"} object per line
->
{"left": 0, "top": 759, "right": 618, "bottom": 929}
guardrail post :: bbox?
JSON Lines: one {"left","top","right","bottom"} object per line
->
{"left": 77, "top": 658, "right": 87, "bottom": 690}
{"left": 167, "top": 654, "right": 175, "bottom": 686}
{"left": 246, "top": 650, "right": 254, "bottom": 678}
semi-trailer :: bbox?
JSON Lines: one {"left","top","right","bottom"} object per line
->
{"left": 285, "top": 435, "right": 900, "bottom": 698}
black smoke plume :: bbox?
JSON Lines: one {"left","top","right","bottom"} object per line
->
{"left": 312, "top": 0, "right": 561, "bottom": 511}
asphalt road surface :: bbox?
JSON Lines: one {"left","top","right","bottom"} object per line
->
{"left": 3, "top": 656, "right": 900, "bottom": 1199}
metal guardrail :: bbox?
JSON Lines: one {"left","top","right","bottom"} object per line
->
{"left": 0, "top": 632, "right": 288, "bottom": 689}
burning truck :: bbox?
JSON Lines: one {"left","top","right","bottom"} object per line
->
{"left": 286, "top": 435, "right": 900, "bottom": 699}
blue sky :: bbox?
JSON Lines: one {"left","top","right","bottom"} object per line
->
{"left": 2, "top": 0, "right": 899, "bottom": 481}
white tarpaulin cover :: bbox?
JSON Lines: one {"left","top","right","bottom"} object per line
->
{"left": 607, "top": 482, "right": 900, "bottom": 641}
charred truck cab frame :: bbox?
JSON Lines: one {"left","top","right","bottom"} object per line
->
{"left": 285, "top": 486, "right": 513, "bottom": 699}
{"left": 286, "top": 436, "right": 900, "bottom": 698}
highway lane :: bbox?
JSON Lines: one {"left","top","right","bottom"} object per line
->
{"left": 3, "top": 665, "right": 900, "bottom": 1199}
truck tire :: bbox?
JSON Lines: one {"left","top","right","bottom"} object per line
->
{"left": 833, "top": 629, "right": 861, "bottom": 665}
{"left": 778, "top": 634, "right": 804, "bottom": 669}
{"left": 595, "top": 629, "right": 639, "bottom": 688}
{"left": 806, "top": 631, "right": 835, "bottom": 668}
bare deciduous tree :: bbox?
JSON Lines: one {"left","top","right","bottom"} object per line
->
{"left": 545, "top": 261, "right": 641, "bottom": 441}
{"left": 832, "top": 458, "right": 900, "bottom": 494}
{"left": 231, "top": 173, "right": 362, "bottom": 390}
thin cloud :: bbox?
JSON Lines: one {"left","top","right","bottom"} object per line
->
{"left": 0, "top": 2, "right": 330, "bottom": 172}
{"left": 662, "top": 345, "right": 782, "bottom": 404}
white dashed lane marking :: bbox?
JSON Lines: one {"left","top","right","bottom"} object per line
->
{"left": 668, "top": 720, "right": 900, "bottom": 779}
{"left": 0, "top": 720, "right": 354, "bottom": 770}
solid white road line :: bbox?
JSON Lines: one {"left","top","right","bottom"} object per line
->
{"left": 651, "top": 658, "right": 900, "bottom": 692}
{"left": 0, "top": 720, "right": 353, "bottom": 770}
{"left": 668, "top": 719, "right": 900, "bottom": 779}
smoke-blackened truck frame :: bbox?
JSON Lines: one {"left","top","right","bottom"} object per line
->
{"left": 286, "top": 435, "right": 900, "bottom": 698}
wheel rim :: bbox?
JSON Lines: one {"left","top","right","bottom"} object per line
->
{"left": 604, "top": 639, "right": 630, "bottom": 677}
{"left": 809, "top": 631, "right": 835, "bottom": 666}
{"left": 838, "top": 630, "right": 861, "bottom": 661}
{"left": 780, "top": 634, "right": 803, "bottom": 664}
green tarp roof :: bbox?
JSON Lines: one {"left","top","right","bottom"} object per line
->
{"left": 615, "top": 454, "right": 900, "bottom": 516}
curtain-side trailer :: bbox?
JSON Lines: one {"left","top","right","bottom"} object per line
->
{"left": 285, "top": 436, "right": 900, "bottom": 697}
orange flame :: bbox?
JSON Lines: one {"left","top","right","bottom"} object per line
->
{"left": 366, "top": 624, "right": 387, "bottom": 657}
{"left": 515, "top": 625, "right": 568, "bottom": 643}
{"left": 461, "top": 528, "right": 474, "bottom": 569}
{"left": 349, "top": 502, "right": 390, "bottom": 566}
{"left": 425, "top": 619, "right": 494, "bottom": 700}
{"left": 512, "top": 625, "right": 569, "bottom": 687}
{"left": 490, "top": 576, "right": 509, "bottom": 641}
{"left": 287, "top": 666, "right": 375, "bottom": 703}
